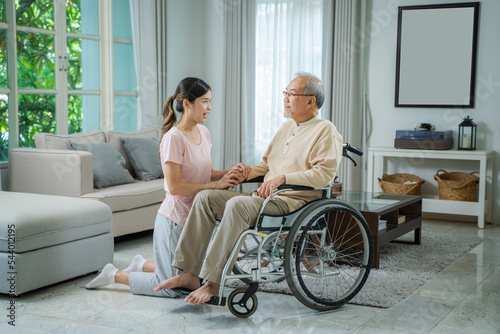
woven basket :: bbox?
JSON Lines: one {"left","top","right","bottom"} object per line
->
{"left": 378, "top": 173, "right": 425, "bottom": 195}
{"left": 434, "top": 169, "right": 479, "bottom": 202}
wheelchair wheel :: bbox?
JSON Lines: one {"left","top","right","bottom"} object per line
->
{"left": 284, "top": 199, "right": 372, "bottom": 311}
{"left": 228, "top": 288, "right": 258, "bottom": 318}
{"left": 233, "top": 233, "right": 286, "bottom": 284}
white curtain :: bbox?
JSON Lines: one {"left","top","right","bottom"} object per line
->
{"left": 243, "top": 0, "right": 324, "bottom": 166}
{"left": 129, "top": 0, "right": 167, "bottom": 131}
{"left": 322, "top": 0, "right": 366, "bottom": 191}
{"left": 222, "top": 0, "right": 248, "bottom": 169}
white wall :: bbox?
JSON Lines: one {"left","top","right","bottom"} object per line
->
{"left": 166, "top": 0, "right": 226, "bottom": 170}
{"left": 166, "top": 0, "right": 206, "bottom": 99}
{"left": 366, "top": 0, "right": 500, "bottom": 221}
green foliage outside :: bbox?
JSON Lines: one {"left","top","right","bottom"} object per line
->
{"left": 0, "top": 0, "right": 84, "bottom": 161}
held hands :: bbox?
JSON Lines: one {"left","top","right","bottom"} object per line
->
{"left": 214, "top": 163, "right": 251, "bottom": 190}
{"left": 231, "top": 163, "right": 251, "bottom": 180}
{"left": 257, "top": 175, "right": 286, "bottom": 199}
{"left": 229, "top": 162, "right": 286, "bottom": 199}
{"left": 215, "top": 172, "right": 240, "bottom": 190}
{"left": 223, "top": 162, "right": 251, "bottom": 185}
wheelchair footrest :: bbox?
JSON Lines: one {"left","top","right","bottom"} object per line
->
{"left": 207, "top": 296, "right": 226, "bottom": 306}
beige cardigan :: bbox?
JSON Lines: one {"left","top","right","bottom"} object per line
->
{"left": 247, "top": 117, "right": 343, "bottom": 211}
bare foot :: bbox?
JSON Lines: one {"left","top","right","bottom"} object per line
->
{"left": 184, "top": 281, "right": 220, "bottom": 305}
{"left": 154, "top": 272, "right": 200, "bottom": 292}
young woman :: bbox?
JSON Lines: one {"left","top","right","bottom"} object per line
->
{"left": 86, "top": 77, "right": 246, "bottom": 297}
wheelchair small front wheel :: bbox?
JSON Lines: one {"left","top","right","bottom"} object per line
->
{"left": 284, "top": 200, "right": 372, "bottom": 311}
{"left": 228, "top": 288, "right": 258, "bottom": 318}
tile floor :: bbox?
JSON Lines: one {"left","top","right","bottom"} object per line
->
{"left": 1, "top": 219, "right": 499, "bottom": 334}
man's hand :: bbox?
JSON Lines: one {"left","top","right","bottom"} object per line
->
{"left": 225, "top": 170, "right": 246, "bottom": 184}
{"left": 231, "top": 163, "right": 251, "bottom": 179}
{"left": 257, "top": 175, "right": 286, "bottom": 199}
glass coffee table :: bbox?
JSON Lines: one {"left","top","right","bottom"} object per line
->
{"left": 337, "top": 191, "right": 422, "bottom": 268}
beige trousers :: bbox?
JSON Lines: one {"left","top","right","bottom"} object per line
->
{"left": 172, "top": 189, "right": 290, "bottom": 284}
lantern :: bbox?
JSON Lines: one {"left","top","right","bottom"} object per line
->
{"left": 458, "top": 115, "right": 477, "bottom": 150}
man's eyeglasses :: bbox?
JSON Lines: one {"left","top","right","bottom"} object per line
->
{"left": 282, "top": 91, "right": 311, "bottom": 98}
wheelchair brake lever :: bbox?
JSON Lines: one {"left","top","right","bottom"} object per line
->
{"left": 345, "top": 153, "right": 357, "bottom": 167}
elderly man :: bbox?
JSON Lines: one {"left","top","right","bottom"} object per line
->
{"left": 154, "top": 74, "right": 343, "bottom": 304}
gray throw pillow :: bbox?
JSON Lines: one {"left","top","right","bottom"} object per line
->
{"left": 121, "top": 137, "right": 163, "bottom": 181}
{"left": 70, "top": 141, "right": 134, "bottom": 189}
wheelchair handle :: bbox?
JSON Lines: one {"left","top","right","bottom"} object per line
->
{"left": 342, "top": 143, "right": 363, "bottom": 167}
{"left": 343, "top": 143, "right": 363, "bottom": 156}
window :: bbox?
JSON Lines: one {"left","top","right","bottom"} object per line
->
{"left": 249, "top": 0, "right": 323, "bottom": 164}
{"left": 67, "top": 0, "right": 101, "bottom": 134}
{"left": 112, "top": 0, "right": 137, "bottom": 132}
{"left": 0, "top": 0, "right": 137, "bottom": 162}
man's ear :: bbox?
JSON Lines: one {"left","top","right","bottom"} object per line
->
{"left": 307, "top": 96, "right": 317, "bottom": 108}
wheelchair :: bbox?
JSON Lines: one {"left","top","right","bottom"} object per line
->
{"left": 209, "top": 144, "right": 373, "bottom": 318}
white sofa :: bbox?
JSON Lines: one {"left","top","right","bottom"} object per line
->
{"left": 0, "top": 191, "right": 113, "bottom": 295}
{"left": 8, "top": 129, "right": 165, "bottom": 237}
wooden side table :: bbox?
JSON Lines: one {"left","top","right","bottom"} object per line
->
{"left": 338, "top": 191, "right": 422, "bottom": 269}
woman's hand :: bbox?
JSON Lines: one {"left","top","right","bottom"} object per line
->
{"left": 214, "top": 171, "right": 240, "bottom": 190}
{"left": 231, "top": 163, "right": 251, "bottom": 179}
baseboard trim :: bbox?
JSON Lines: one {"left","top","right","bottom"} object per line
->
{"left": 422, "top": 212, "right": 499, "bottom": 225}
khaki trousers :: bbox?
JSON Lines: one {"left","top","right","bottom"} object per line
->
{"left": 172, "top": 189, "right": 289, "bottom": 284}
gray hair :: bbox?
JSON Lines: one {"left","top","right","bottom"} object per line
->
{"left": 295, "top": 72, "right": 325, "bottom": 109}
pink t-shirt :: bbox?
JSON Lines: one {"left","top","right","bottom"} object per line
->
{"left": 158, "top": 125, "right": 212, "bottom": 226}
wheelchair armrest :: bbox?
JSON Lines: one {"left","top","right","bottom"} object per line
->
{"left": 243, "top": 176, "right": 314, "bottom": 191}
{"left": 257, "top": 184, "right": 322, "bottom": 218}
{"left": 277, "top": 184, "right": 315, "bottom": 191}
{"left": 243, "top": 176, "right": 265, "bottom": 183}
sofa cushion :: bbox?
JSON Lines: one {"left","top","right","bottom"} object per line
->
{"left": 121, "top": 137, "right": 163, "bottom": 181}
{"left": 81, "top": 178, "right": 165, "bottom": 212}
{"left": 70, "top": 141, "right": 134, "bottom": 189}
{"left": 105, "top": 129, "right": 159, "bottom": 177}
{"left": 34, "top": 130, "right": 106, "bottom": 150}
{"left": 0, "top": 191, "right": 113, "bottom": 253}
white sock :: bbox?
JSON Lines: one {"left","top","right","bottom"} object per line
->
{"left": 85, "top": 263, "right": 118, "bottom": 289}
{"left": 123, "top": 254, "right": 147, "bottom": 272}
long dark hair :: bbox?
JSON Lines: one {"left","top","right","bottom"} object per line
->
{"left": 161, "top": 77, "right": 211, "bottom": 139}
